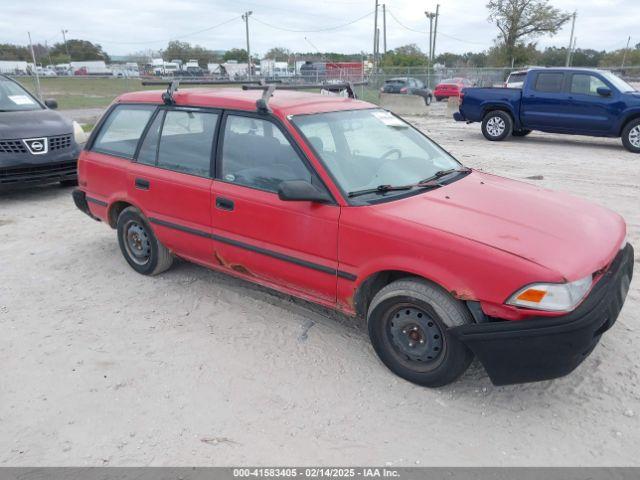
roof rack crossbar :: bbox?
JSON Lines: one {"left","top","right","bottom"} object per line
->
{"left": 241, "top": 81, "right": 368, "bottom": 100}
{"left": 140, "top": 79, "right": 283, "bottom": 86}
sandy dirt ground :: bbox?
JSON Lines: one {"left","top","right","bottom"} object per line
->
{"left": 1, "top": 104, "right": 639, "bottom": 466}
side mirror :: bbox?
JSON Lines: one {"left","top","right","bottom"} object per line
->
{"left": 278, "top": 180, "right": 332, "bottom": 203}
{"left": 596, "top": 87, "right": 612, "bottom": 97}
{"left": 44, "top": 99, "right": 58, "bottom": 109}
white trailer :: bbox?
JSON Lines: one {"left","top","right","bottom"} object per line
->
{"left": 0, "top": 60, "right": 29, "bottom": 75}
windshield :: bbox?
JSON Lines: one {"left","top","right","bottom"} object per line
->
{"left": 601, "top": 71, "right": 636, "bottom": 93}
{"left": 0, "top": 77, "right": 42, "bottom": 112}
{"left": 292, "top": 108, "right": 462, "bottom": 201}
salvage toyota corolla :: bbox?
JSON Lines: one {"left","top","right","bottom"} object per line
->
{"left": 72, "top": 83, "right": 633, "bottom": 386}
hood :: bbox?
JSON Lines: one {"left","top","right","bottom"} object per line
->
{"left": 374, "top": 171, "right": 625, "bottom": 280}
{"left": 623, "top": 91, "right": 640, "bottom": 103}
{"left": 0, "top": 109, "right": 73, "bottom": 139}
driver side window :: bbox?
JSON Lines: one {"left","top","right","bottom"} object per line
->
{"left": 220, "top": 115, "right": 315, "bottom": 193}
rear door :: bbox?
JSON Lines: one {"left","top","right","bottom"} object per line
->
{"left": 520, "top": 71, "right": 569, "bottom": 132}
{"left": 211, "top": 112, "right": 340, "bottom": 303}
{"left": 127, "top": 107, "right": 220, "bottom": 265}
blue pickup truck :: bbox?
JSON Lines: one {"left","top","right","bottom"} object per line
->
{"left": 453, "top": 68, "right": 640, "bottom": 153}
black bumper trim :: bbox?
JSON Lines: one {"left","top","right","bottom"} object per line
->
{"left": 453, "top": 244, "right": 634, "bottom": 386}
{"left": 72, "top": 190, "right": 101, "bottom": 221}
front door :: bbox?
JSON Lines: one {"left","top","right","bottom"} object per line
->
{"left": 211, "top": 112, "right": 340, "bottom": 303}
{"left": 127, "top": 107, "right": 219, "bottom": 265}
{"left": 565, "top": 72, "right": 618, "bottom": 134}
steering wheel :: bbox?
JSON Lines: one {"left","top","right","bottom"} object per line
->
{"left": 380, "top": 148, "right": 402, "bottom": 161}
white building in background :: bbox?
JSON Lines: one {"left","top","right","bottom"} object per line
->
{"left": 0, "top": 60, "right": 29, "bottom": 74}
{"left": 260, "top": 59, "right": 291, "bottom": 77}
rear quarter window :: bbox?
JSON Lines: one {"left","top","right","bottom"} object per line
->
{"left": 92, "top": 104, "right": 156, "bottom": 158}
{"left": 533, "top": 72, "right": 565, "bottom": 93}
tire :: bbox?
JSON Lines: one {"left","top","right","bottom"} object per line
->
{"left": 481, "top": 110, "right": 513, "bottom": 141}
{"left": 60, "top": 178, "right": 78, "bottom": 187}
{"left": 512, "top": 129, "right": 532, "bottom": 137}
{"left": 425, "top": 95, "right": 432, "bottom": 106}
{"left": 435, "top": 96, "right": 444, "bottom": 102}
{"left": 367, "top": 278, "right": 474, "bottom": 387}
{"left": 116, "top": 206, "right": 174, "bottom": 276}
{"left": 621, "top": 118, "right": 640, "bottom": 153}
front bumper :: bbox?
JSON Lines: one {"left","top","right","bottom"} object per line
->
{"left": 453, "top": 244, "right": 634, "bottom": 386}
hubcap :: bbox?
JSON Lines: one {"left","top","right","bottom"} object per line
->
{"left": 388, "top": 306, "right": 444, "bottom": 363}
{"left": 629, "top": 126, "right": 640, "bottom": 148}
{"left": 124, "top": 221, "right": 151, "bottom": 265}
{"left": 486, "top": 116, "right": 506, "bottom": 137}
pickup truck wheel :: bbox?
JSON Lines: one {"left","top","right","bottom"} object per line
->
{"left": 367, "top": 278, "right": 474, "bottom": 387}
{"left": 482, "top": 110, "right": 513, "bottom": 141}
{"left": 622, "top": 119, "right": 640, "bottom": 153}
{"left": 116, "top": 207, "right": 174, "bottom": 276}
{"left": 512, "top": 129, "right": 532, "bottom": 137}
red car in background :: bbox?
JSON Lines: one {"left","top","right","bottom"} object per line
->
{"left": 434, "top": 77, "right": 473, "bottom": 101}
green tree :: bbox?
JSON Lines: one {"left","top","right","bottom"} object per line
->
{"left": 487, "top": 0, "right": 571, "bottom": 66}
{"left": 264, "top": 47, "right": 291, "bottom": 61}
{"left": 380, "top": 44, "right": 428, "bottom": 67}
{"left": 49, "top": 39, "right": 110, "bottom": 62}
{"left": 223, "top": 48, "right": 249, "bottom": 62}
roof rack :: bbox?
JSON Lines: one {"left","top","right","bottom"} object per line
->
{"left": 140, "top": 79, "right": 283, "bottom": 87}
{"left": 242, "top": 81, "right": 368, "bottom": 113}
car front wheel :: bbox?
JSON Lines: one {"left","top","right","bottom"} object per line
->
{"left": 622, "top": 119, "right": 640, "bottom": 153}
{"left": 481, "top": 110, "right": 513, "bottom": 141}
{"left": 367, "top": 278, "right": 474, "bottom": 387}
{"left": 425, "top": 95, "right": 432, "bottom": 106}
{"left": 116, "top": 206, "right": 174, "bottom": 275}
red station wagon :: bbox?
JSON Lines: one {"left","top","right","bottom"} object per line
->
{"left": 73, "top": 83, "right": 634, "bottom": 387}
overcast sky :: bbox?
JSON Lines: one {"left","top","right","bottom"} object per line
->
{"left": 0, "top": 0, "right": 635, "bottom": 57}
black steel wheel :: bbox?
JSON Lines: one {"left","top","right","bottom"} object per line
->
{"left": 367, "top": 278, "right": 474, "bottom": 387}
{"left": 116, "top": 207, "right": 174, "bottom": 275}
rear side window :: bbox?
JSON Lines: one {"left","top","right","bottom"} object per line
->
{"left": 533, "top": 73, "right": 564, "bottom": 93}
{"left": 92, "top": 105, "right": 156, "bottom": 158}
{"left": 507, "top": 72, "right": 526, "bottom": 86}
{"left": 136, "top": 109, "right": 218, "bottom": 177}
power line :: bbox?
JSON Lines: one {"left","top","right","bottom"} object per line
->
{"left": 72, "top": 16, "right": 242, "bottom": 45}
{"left": 251, "top": 11, "right": 374, "bottom": 33}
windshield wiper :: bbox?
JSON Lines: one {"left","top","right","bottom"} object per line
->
{"left": 347, "top": 168, "right": 471, "bottom": 199}
{"left": 348, "top": 184, "right": 414, "bottom": 198}
{"left": 417, "top": 167, "right": 471, "bottom": 184}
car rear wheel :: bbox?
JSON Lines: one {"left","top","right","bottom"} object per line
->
{"left": 622, "top": 119, "right": 640, "bottom": 153}
{"left": 425, "top": 95, "right": 432, "bottom": 106}
{"left": 367, "top": 278, "right": 474, "bottom": 387}
{"left": 481, "top": 110, "right": 513, "bottom": 141}
{"left": 512, "top": 129, "right": 532, "bottom": 137}
{"left": 116, "top": 206, "right": 174, "bottom": 275}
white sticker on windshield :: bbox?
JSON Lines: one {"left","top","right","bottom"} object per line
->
{"left": 8, "top": 95, "right": 35, "bottom": 105}
{"left": 372, "top": 110, "right": 407, "bottom": 127}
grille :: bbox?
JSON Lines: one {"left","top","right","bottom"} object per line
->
{"left": 0, "top": 134, "right": 73, "bottom": 154}
{"left": 49, "top": 134, "right": 73, "bottom": 151}
{"left": 0, "top": 160, "right": 77, "bottom": 184}
{"left": 0, "top": 140, "right": 28, "bottom": 154}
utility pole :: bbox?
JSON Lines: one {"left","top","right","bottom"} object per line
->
{"left": 565, "top": 11, "right": 576, "bottom": 67}
{"left": 242, "top": 11, "right": 253, "bottom": 79}
{"left": 621, "top": 35, "right": 631, "bottom": 69}
{"left": 61, "top": 28, "right": 71, "bottom": 60}
{"left": 28, "top": 32, "right": 41, "bottom": 100}
{"left": 432, "top": 4, "right": 440, "bottom": 63}
{"left": 373, "top": 0, "right": 379, "bottom": 70}
{"left": 569, "top": 37, "right": 577, "bottom": 66}
{"left": 382, "top": 4, "right": 387, "bottom": 54}
{"left": 425, "top": 11, "right": 436, "bottom": 62}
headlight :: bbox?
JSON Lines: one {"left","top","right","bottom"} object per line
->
{"left": 506, "top": 275, "right": 593, "bottom": 312}
{"left": 73, "top": 121, "right": 88, "bottom": 145}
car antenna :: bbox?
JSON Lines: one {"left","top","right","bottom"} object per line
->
{"left": 162, "top": 80, "right": 180, "bottom": 105}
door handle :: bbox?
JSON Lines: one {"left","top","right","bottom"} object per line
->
{"left": 135, "top": 178, "right": 150, "bottom": 190}
{"left": 215, "top": 197, "right": 234, "bottom": 211}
